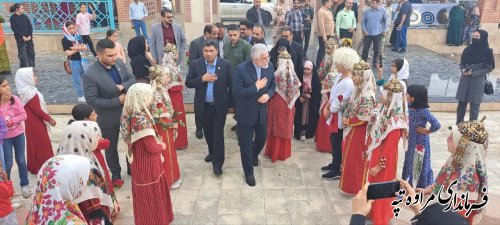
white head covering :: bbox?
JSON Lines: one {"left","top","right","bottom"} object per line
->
{"left": 274, "top": 51, "right": 301, "bottom": 109}
{"left": 120, "top": 83, "right": 157, "bottom": 161}
{"left": 162, "top": 43, "right": 183, "bottom": 89}
{"left": 26, "top": 155, "right": 91, "bottom": 224}
{"left": 56, "top": 120, "right": 114, "bottom": 210}
{"left": 396, "top": 59, "right": 409, "bottom": 80}
{"left": 15, "top": 67, "right": 48, "bottom": 111}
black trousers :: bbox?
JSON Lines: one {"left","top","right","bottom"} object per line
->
{"left": 203, "top": 104, "right": 227, "bottom": 170}
{"left": 303, "top": 29, "right": 311, "bottom": 56}
{"left": 102, "top": 127, "right": 122, "bottom": 179}
{"left": 16, "top": 40, "right": 35, "bottom": 68}
{"left": 456, "top": 101, "right": 480, "bottom": 124}
{"left": 362, "top": 34, "right": 382, "bottom": 67}
{"left": 330, "top": 129, "right": 344, "bottom": 174}
{"left": 315, "top": 35, "right": 332, "bottom": 66}
{"left": 339, "top": 28, "right": 354, "bottom": 39}
{"left": 292, "top": 31, "right": 303, "bottom": 45}
{"left": 237, "top": 113, "right": 267, "bottom": 177}
{"left": 81, "top": 35, "right": 97, "bottom": 56}
{"left": 194, "top": 99, "right": 203, "bottom": 132}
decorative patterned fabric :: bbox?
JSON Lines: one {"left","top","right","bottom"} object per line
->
{"left": 367, "top": 76, "right": 409, "bottom": 159}
{"left": 344, "top": 65, "right": 378, "bottom": 143}
{"left": 274, "top": 54, "right": 301, "bottom": 109}
{"left": 162, "top": 46, "right": 183, "bottom": 90}
{"left": 26, "top": 155, "right": 91, "bottom": 225}
{"left": 56, "top": 121, "right": 114, "bottom": 210}
{"left": 149, "top": 65, "right": 175, "bottom": 121}
{"left": 433, "top": 125, "right": 488, "bottom": 201}
{"left": 120, "top": 83, "right": 157, "bottom": 162}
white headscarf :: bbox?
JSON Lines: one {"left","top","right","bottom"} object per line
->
{"left": 15, "top": 67, "right": 48, "bottom": 112}
{"left": 26, "top": 155, "right": 91, "bottom": 224}
{"left": 274, "top": 52, "right": 301, "bottom": 109}
{"left": 56, "top": 120, "right": 114, "bottom": 210}
{"left": 396, "top": 59, "right": 409, "bottom": 80}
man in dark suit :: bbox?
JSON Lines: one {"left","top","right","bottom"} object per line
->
{"left": 185, "top": 41, "right": 233, "bottom": 174}
{"left": 281, "top": 26, "right": 304, "bottom": 88}
{"left": 246, "top": 0, "right": 271, "bottom": 26}
{"left": 83, "top": 39, "right": 136, "bottom": 187}
{"left": 188, "top": 24, "right": 218, "bottom": 139}
{"left": 233, "top": 44, "right": 275, "bottom": 186}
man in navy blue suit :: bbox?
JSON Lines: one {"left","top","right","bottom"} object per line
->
{"left": 233, "top": 44, "right": 276, "bottom": 186}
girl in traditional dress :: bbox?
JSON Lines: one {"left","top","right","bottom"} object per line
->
{"left": 420, "top": 118, "right": 488, "bottom": 225}
{"left": 264, "top": 50, "right": 301, "bottom": 162}
{"left": 315, "top": 40, "right": 338, "bottom": 153}
{"left": 26, "top": 155, "right": 94, "bottom": 225}
{"left": 340, "top": 60, "right": 377, "bottom": 195}
{"left": 66, "top": 104, "right": 122, "bottom": 216}
{"left": 295, "top": 60, "right": 321, "bottom": 141}
{"left": 163, "top": 43, "right": 188, "bottom": 150}
{"left": 15, "top": 68, "right": 56, "bottom": 175}
{"left": 120, "top": 83, "right": 174, "bottom": 225}
{"left": 57, "top": 121, "right": 115, "bottom": 224}
{"left": 366, "top": 76, "right": 409, "bottom": 225}
{"left": 149, "top": 65, "right": 182, "bottom": 189}
{"left": 402, "top": 84, "right": 440, "bottom": 189}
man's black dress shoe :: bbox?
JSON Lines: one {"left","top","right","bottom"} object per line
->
{"left": 196, "top": 129, "right": 203, "bottom": 139}
{"left": 205, "top": 154, "right": 212, "bottom": 162}
{"left": 245, "top": 175, "right": 256, "bottom": 187}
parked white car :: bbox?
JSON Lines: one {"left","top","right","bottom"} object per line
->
{"left": 220, "top": 0, "right": 276, "bottom": 25}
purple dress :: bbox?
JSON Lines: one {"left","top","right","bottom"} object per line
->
{"left": 402, "top": 108, "right": 441, "bottom": 188}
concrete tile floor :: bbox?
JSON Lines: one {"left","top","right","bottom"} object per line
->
{"left": 8, "top": 112, "right": 500, "bottom": 225}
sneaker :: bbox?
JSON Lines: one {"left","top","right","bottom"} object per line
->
{"left": 398, "top": 49, "right": 407, "bottom": 53}
{"left": 300, "top": 135, "right": 306, "bottom": 142}
{"left": 322, "top": 171, "right": 341, "bottom": 180}
{"left": 77, "top": 96, "right": 86, "bottom": 102}
{"left": 391, "top": 48, "right": 399, "bottom": 52}
{"left": 321, "top": 163, "right": 334, "bottom": 173}
{"left": 22, "top": 186, "right": 31, "bottom": 198}
{"left": 170, "top": 178, "right": 183, "bottom": 190}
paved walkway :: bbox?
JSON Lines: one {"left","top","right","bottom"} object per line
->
{"left": 8, "top": 112, "right": 500, "bottom": 225}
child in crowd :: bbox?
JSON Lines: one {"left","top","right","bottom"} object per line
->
{"left": 0, "top": 76, "right": 30, "bottom": 198}
{"left": 106, "top": 29, "right": 126, "bottom": 63}
{"left": 0, "top": 168, "right": 17, "bottom": 224}
{"left": 402, "top": 84, "right": 440, "bottom": 188}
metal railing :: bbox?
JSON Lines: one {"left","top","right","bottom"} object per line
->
{"left": 0, "top": 0, "right": 115, "bottom": 33}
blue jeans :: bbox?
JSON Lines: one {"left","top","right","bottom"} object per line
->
{"left": 3, "top": 133, "right": 29, "bottom": 187}
{"left": 395, "top": 25, "right": 408, "bottom": 50}
{"left": 0, "top": 145, "right": 5, "bottom": 172}
{"left": 70, "top": 60, "right": 84, "bottom": 98}
{"left": 132, "top": 20, "right": 149, "bottom": 43}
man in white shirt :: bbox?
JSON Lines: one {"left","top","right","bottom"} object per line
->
{"left": 321, "top": 47, "right": 358, "bottom": 180}
{"left": 129, "top": 0, "right": 149, "bottom": 42}
{"left": 75, "top": 3, "right": 97, "bottom": 56}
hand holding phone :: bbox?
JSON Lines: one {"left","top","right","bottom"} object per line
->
{"left": 367, "top": 180, "right": 400, "bottom": 200}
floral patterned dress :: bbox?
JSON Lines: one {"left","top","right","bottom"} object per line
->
{"left": 402, "top": 108, "right": 441, "bottom": 188}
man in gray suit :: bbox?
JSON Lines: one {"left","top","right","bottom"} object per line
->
{"left": 188, "top": 24, "right": 218, "bottom": 139}
{"left": 83, "top": 39, "right": 136, "bottom": 187}
{"left": 150, "top": 8, "right": 186, "bottom": 64}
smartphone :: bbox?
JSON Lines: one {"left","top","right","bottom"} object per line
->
{"left": 367, "top": 181, "right": 400, "bottom": 200}
{"left": 378, "top": 55, "right": 383, "bottom": 68}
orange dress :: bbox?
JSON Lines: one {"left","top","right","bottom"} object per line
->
{"left": 155, "top": 118, "right": 181, "bottom": 188}
{"left": 340, "top": 118, "right": 369, "bottom": 195}
{"left": 168, "top": 85, "right": 188, "bottom": 150}
{"left": 368, "top": 129, "right": 401, "bottom": 225}
{"left": 315, "top": 97, "right": 333, "bottom": 153}
{"left": 265, "top": 95, "right": 295, "bottom": 162}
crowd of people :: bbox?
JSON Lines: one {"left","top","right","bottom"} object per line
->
{"left": 0, "top": 0, "right": 496, "bottom": 225}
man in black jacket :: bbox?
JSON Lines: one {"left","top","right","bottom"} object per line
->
{"left": 246, "top": 0, "right": 271, "bottom": 26}
{"left": 188, "top": 24, "right": 218, "bottom": 140}
{"left": 185, "top": 41, "right": 233, "bottom": 174}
